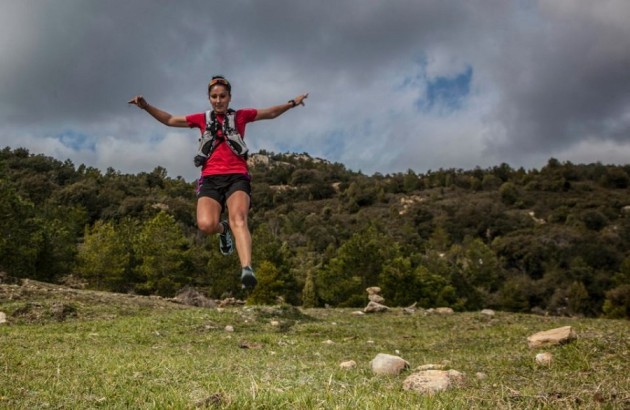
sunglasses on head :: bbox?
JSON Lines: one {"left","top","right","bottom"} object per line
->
{"left": 208, "top": 78, "right": 230, "bottom": 89}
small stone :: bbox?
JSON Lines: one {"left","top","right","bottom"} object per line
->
{"left": 535, "top": 352, "right": 553, "bottom": 366}
{"left": 368, "top": 294, "right": 385, "bottom": 304}
{"left": 370, "top": 353, "right": 410, "bottom": 376}
{"left": 366, "top": 287, "right": 381, "bottom": 295}
{"left": 480, "top": 309, "right": 495, "bottom": 316}
{"left": 270, "top": 320, "right": 280, "bottom": 327}
{"left": 351, "top": 311, "right": 365, "bottom": 316}
{"left": 224, "top": 325, "right": 234, "bottom": 332}
{"left": 475, "top": 372, "right": 487, "bottom": 380}
{"left": 323, "top": 339, "right": 335, "bottom": 345}
{"left": 339, "top": 360, "right": 357, "bottom": 369}
{"left": 0, "top": 312, "right": 6, "bottom": 324}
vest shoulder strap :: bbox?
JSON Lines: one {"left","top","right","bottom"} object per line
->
{"left": 205, "top": 109, "right": 237, "bottom": 123}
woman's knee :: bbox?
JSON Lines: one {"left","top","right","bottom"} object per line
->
{"left": 228, "top": 213, "right": 248, "bottom": 230}
{"left": 197, "top": 217, "right": 220, "bottom": 234}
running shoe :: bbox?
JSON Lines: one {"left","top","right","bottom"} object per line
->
{"left": 218, "top": 221, "right": 234, "bottom": 256}
{"left": 241, "top": 266, "right": 257, "bottom": 289}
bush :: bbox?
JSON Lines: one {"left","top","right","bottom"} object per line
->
{"left": 602, "top": 284, "right": 630, "bottom": 318}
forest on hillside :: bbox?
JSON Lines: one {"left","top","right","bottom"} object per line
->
{"left": 1, "top": 146, "right": 629, "bottom": 318}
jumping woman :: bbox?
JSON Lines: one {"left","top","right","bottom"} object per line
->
{"left": 129, "top": 75, "right": 308, "bottom": 289}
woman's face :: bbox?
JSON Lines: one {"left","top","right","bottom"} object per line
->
{"left": 209, "top": 85, "right": 231, "bottom": 114}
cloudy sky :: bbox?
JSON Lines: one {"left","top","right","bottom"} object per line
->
{"left": 2, "top": 0, "right": 629, "bottom": 181}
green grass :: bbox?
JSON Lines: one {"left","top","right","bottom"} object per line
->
{"left": 1, "top": 286, "right": 629, "bottom": 409}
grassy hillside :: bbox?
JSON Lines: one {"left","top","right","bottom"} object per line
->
{"left": 1, "top": 280, "right": 628, "bottom": 409}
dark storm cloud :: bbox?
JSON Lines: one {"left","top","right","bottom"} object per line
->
{"left": 1, "top": 0, "right": 629, "bottom": 179}
{"left": 486, "top": 1, "right": 630, "bottom": 163}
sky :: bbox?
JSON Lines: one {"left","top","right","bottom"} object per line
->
{"left": 1, "top": 0, "right": 629, "bottom": 181}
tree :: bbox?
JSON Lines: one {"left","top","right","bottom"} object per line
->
{"left": 75, "top": 220, "right": 131, "bottom": 291}
{"left": 316, "top": 225, "right": 395, "bottom": 306}
{"left": 252, "top": 224, "right": 298, "bottom": 304}
{"left": 301, "top": 271, "right": 317, "bottom": 308}
{"left": 133, "top": 211, "right": 191, "bottom": 296}
{"left": 0, "top": 178, "right": 43, "bottom": 278}
{"left": 499, "top": 182, "right": 519, "bottom": 205}
{"left": 448, "top": 238, "right": 502, "bottom": 309}
{"left": 247, "top": 261, "right": 288, "bottom": 305}
{"left": 403, "top": 169, "right": 419, "bottom": 193}
{"left": 602, "top": 284, "right": 630, "bottom": 318}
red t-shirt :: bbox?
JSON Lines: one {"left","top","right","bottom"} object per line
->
{"left": 186, "top": 109, "right": 257, "bottom": 176}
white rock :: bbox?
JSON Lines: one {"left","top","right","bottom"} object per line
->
{"left": 370, "top": 353, "right": 410, "bottom": 376}
{"left": 403, "top": 370, "right": 464, "bottom": 394}
{"left": 475, "top": 372, "right": 487, "bottom": 380}
{"left": 434, "top": 307, "right": 454, "bottom": 315}
{"left": 364, "top": 301, "right": 389, "bottom": 313}
{"left": 527, "top": 326, "right": 576, "bottom": 348}
{"left": 224, "top": 325, "right": 234, "bottom": 332}
{"left": 480, "top": 309, "right": 495, "bottom": 316}
{"left": 535, "top": 352, "right": 553, "bottom": 366}
{"left": 270, "top": 320, "right": 280, "bottom": 327}
{"left": 339, "top": 360, "right": 357, "bottom": 369}
{"left": 351, "top": 311, "right": 365, "bottom": 316}
{"left": 366, "top": 287, "right": 381, "bottom": 295}
{"left": 368, "top": 294, "right": 385, "bottom": 304}
{"left": 0, "top": 312, "right": 6, "bottom": 324}
{"left": 323, "top": 339, "right": 335, "bottom": 345}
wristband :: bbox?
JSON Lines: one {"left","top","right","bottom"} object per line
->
{"left": 288, "top": 99, "right": 297, "bottom": 107}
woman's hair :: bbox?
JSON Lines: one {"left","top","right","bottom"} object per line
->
{"left": 208, "top": 75, "right": 231, "bottom": 94}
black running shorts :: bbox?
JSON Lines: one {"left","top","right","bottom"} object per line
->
{"left": 196, "top": 174, "right": 251, "bottom": 210}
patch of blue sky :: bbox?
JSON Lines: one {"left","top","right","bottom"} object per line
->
{"left": 56, "top": 130, "right": 96, "bottom": 151}
{"left": 420, "top": 66, "right": 473, "bottom": 113}
{"left": 398, "top": 58, "right": 473, "bottom": 114}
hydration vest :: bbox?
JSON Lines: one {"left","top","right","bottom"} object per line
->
{"left": 193, "top": 109, "right": 249, "bottom": 167}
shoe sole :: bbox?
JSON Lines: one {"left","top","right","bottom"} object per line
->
{"left": 219, "top": 223, "right": 234, "bottom": 256}
{"left": 219, "top": 242, "right": 234, "bottom": 256}
{"left": 241, "top": 272, "right": 257, "bottom": 289}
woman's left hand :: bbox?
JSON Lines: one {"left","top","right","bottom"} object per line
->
{"left": 294, "top": 93, "right": 309, "bottom": 106}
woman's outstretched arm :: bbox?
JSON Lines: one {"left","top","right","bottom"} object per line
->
{"left": 254, "top": 93, "right": 309, "bottom": 121}
{"left": 128, "top": 95, "right": 189, "bottom": 128}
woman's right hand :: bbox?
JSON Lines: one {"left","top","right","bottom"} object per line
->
{"left": 128, "top": 95, "right": 148, "bottom": 109}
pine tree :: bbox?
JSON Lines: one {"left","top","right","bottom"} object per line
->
{"left": 301, "top": 271, "right": 317, "bottom": 308}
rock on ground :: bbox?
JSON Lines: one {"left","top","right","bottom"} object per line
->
{"left": 364, "top": 301, "right": 389, "bottom": 313}
{"left": 339, "top": 360, "right": 357, "bottom": 369}
{"left": 535, "top": 352, "right": 553, "bottom": 366}
{"left": 370, "top": 353, "right": 409, "bottom": 376}
{"left": 527, "top": 326, "right": 576, "bottom": 348}
{"left": 403, "top": 370, "right": 465, "bottom": 394}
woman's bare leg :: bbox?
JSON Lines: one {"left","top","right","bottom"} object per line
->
{"left": 225, "top": 191, "right": 252, "bottom": 268}
{"left": 196, "top": 196, "right": 223, "bottom": 235}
